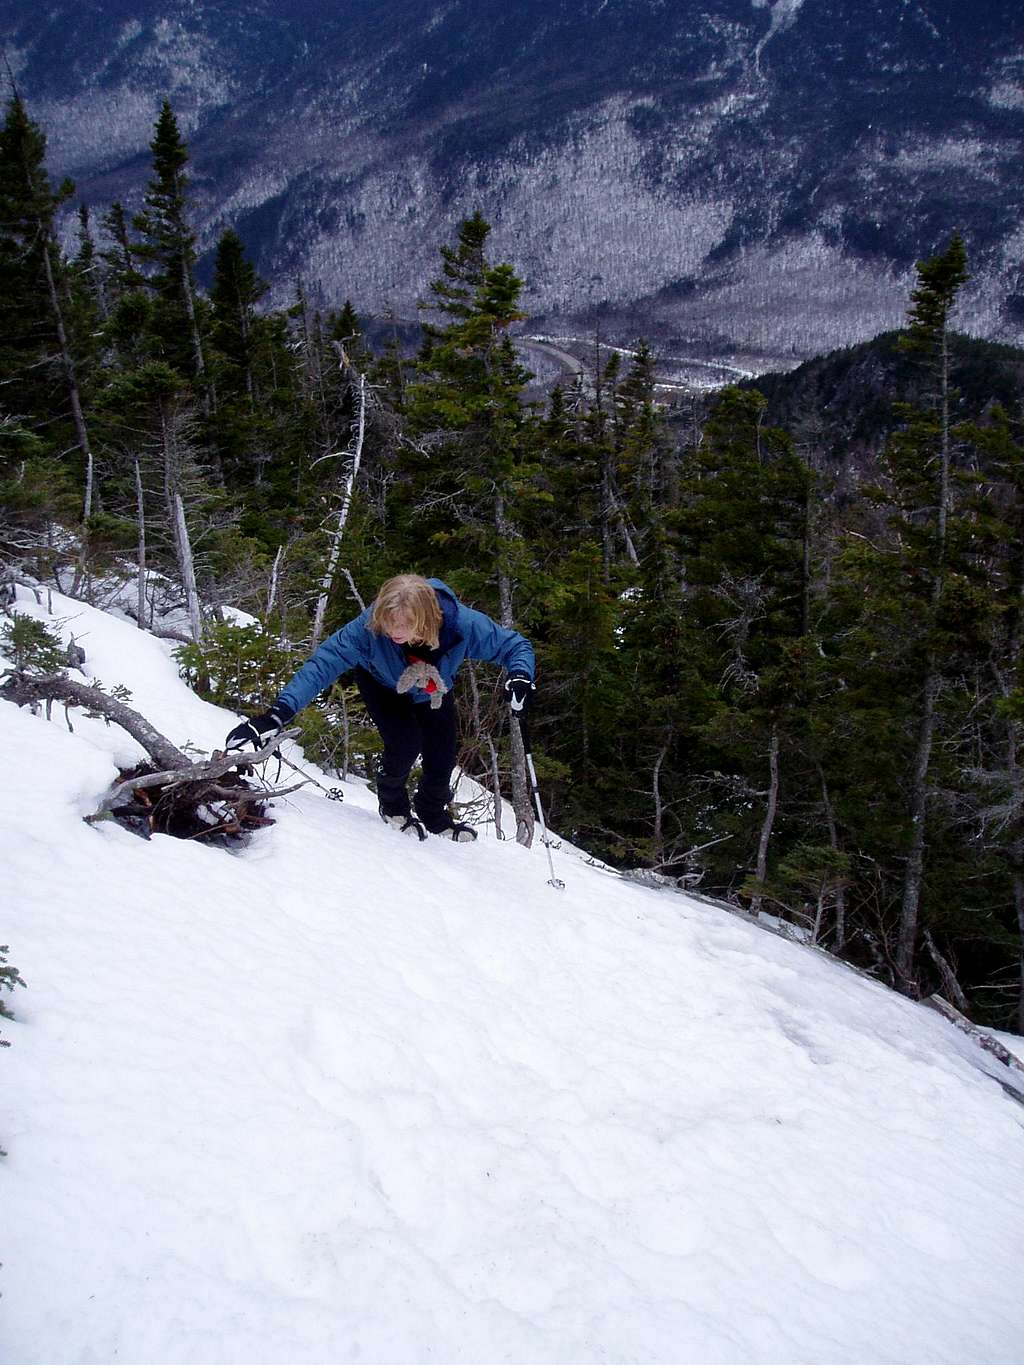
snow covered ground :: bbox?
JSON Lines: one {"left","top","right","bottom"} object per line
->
{"left": 3, "top": 585, "right": 1024, "bottom": 1365}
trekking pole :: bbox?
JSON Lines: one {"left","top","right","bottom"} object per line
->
{"left": 519, "top": 716, "right": 565, "bottom": 890}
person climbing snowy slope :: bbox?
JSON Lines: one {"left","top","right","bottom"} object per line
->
{"left": 226, "top": 574, "right": 535, "bottom": 841}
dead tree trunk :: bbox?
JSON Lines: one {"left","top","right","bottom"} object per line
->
{"left": 652, "top": 739, "right": 670, "bottom": 866}
{"left": 817, "top": 761, "right": 847, "bottom": 951}
{"left": 923, "top": 929, "right": 970, "bottom": 1017}
{"left": 173, "top": 493, "right": 202, "bottom": 644}
{"left": 311, "top": 372, "right": 366, "bottom": 647}
{"left": 180, "top": 251, "right": 213, "bottom": 433}
{"left": 486, "top": 735, "right": 504, "bottom": 842}
{"left": 267, "top": 545, "right": 284, "bottom": 618}
{"left": 897, "top": 666, "right": 939, "bottom": 990}
{"left": 158, "top": 401, "right": 202, "bottom": 642}
{"left": 3, "top": 672, "right": 297, "bottom": 834}
{"left": 134, "top": 458, "right": 147, "bottom": 630}
{"left": 749, "top": 724, "right": 780, "bottom": 918}
{"left": 41, "top": 242, "right": 95, "bottom": 525}
{"left": 926, "top": 995, "right": 1024, "bottom": 1099}
{"left": 465, "top": 660, "right": 503, "bottom": 840}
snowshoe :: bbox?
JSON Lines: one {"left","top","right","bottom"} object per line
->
{"left": 380, "top": 811, "right": 427, "bottom": 841}
{"left": 443, "top": 822, "right": 477, "bottom": 842}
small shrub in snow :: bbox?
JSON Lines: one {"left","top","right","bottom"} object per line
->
{"left": 0, "top": 944, "right": 27, "bottom": 1041}
{"left": 176, "top": 625, "right": 376, "bottom": 778}
{"left": 0, "top": 615, "right": 68, "bottom": 677}
{"left": 0, "top": 945, "right": 27, "bottom": 1157}
{"left": 175, "top": 622, "right": 297, "bottom": 711}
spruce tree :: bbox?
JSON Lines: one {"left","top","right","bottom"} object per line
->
{"left": 406, "top": 214, "right": 533, "bottom": 607}
{"left": 824, "top": 234, "right": 976, "bottom": 994}
{"left": 209, "top": 228, "right": 268, "bottom": 405}
{"left": 0, "top": 95, "right": 96, "bottom": 521}
{"left": 97, "top": 200, "right": 156, "bottom": 373}
{"left": 132, "top": 102, "right": 207, "bottom": 392}
{"left": 0, "top": 94, "right": 59, "bottom": 415}
{"left": 669, "top": 387, "right": 807, "bottom": 889}
{"left": 955, "top": 405, "right": 1024, "bottom": 1026}
{"left": 891, "top": 233, "right": 971, "bottom": 990}
{"left": 406, "top": 214, "right": 542, "bottom": 838}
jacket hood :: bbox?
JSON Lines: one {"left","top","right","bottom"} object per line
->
{"left": 427, "top": 579, "right": 461, "bottom": 651}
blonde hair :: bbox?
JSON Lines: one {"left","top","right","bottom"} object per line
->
{"left": 369, "top": 574, "right": 443, "bottom": 648}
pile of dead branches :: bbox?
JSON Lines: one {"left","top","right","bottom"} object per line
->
{"left": 3, "top": 670, "right": 308, "bottom": 847}
{"left": 94, "top": 749, "right": 297, "bottom": 846}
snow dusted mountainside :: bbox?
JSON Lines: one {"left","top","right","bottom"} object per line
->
{"left": 4, "top": 0, "right": 1024, "bottom": 362}
{"left": 2, "top": 584, "right": 1024, "bottom": 1363}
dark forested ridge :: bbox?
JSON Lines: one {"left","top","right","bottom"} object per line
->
{"left": 3, "top": 97, "right": 1024, "bottom": 1036}
{"left": 750, "top": 330, "right": 1024, "bottom": 482}
{"left": 4, "top": 0, "right": 1023, "bottom": 363}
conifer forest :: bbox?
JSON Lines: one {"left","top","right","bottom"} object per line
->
{"left": 4, "top": 96, "right": 1024, "bottom": 1033}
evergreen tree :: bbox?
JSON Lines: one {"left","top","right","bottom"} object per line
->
{"left": 406, "top": 214, "right": 533, "bottom": 610}
{"left": 0, "top": 95, "right": 96, "bottom": 522}
{"left": 132, "top": 102, "right": 207, "bottom": 392}
{"left": 71, "top": 206, "right": 103, "bottom": 314}
{"left": 329, "top": 299, "right": 372, "bottom": 372}
{"left": 406, "top": 214, "right": 545, "bottom": 836}
{"left": 205, "top": 227, "right": 293, "bottom": 501}
{"left": 98, "top": 200, "right": 154, "bottom": 372}
{"left": 954, "top": 405, "right": 1024, "bottom": 1027}
{"left": 673, "top": 388, "right": 808, "bottom": 891}
{"left": 208, "top": 228, "right": 268, "bottom": 405}
{"left": 100, "top": 201, "right": 139, "bottom": 293}
{"left": 824, "top": 234, "right": 978, "bottom": 994}
{"left": 0, "top": 93, "right": 61, "bottom": 418}
{"left": 890, "top": 233, "right": 972, "bottom": 989}
{"left": 614, "top": 341, "right": 664, "bottom": 541}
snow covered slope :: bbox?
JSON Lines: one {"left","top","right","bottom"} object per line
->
{"left": 3, "top": 586, "right": 1024, "bottom": 1365}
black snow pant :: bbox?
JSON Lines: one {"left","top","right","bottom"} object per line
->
{"left": 355, "top": 667, "right": 457, "bottom": 832}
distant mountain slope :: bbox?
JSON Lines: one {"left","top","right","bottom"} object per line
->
{"left": 5, "top": 1, "right": 1024, "bottom": 361}
{"left": 3, "top": 581, "right": 1024, "bottom": 1362}
{"left": 750, "top": 330, "right": 1024, "bottom": 476}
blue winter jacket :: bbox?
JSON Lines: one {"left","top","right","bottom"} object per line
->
{"left": 275, "top": 578, "right": 535, "bottom": 717}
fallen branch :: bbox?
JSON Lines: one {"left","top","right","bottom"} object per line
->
{"left": 86, "top": 731, "right": 300, "bottom": 821}
{"left": 1, "top": 568, "right": 44, "bottom": 608}
{"left": 2, "top": 668, "right": 301, "bottom": 843}
{"left": 926, "top": 994, "right": 1024, "bottom": 1078}
{"left": 923, "top": 930, "right": 971, "bottom": 1016}
{"left": 150, "top": 626, "right": 194, "bottom": 645}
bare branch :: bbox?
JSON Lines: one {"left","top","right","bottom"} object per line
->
{"left": 340, "top": 567, "right": 366, "bottom": 611}
{"left": 86, "top": 732, "right": 299, "bottom": 821}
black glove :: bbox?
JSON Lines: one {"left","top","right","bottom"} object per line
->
{"left": 225, "top": 703, "right": 292, "bottom": 753}
{"left": 504, "top": 676, "right": 535, "bottom": 715}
